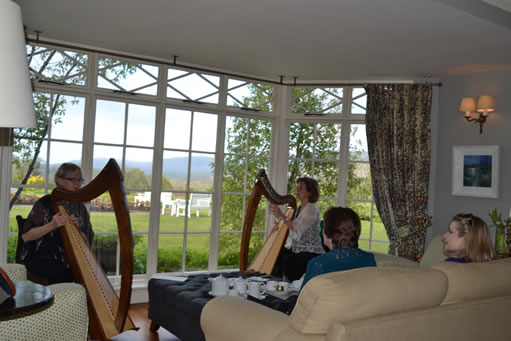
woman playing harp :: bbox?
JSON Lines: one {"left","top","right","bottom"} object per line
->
{"left": 20, "top": 163, "right": 93, "bottom": 284}
{"left": 269, "top": 177, "right": 325, "bottom": 281}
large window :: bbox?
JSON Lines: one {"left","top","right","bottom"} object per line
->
{"left": 6, "top": 42, "right": 388, "bottom": 277}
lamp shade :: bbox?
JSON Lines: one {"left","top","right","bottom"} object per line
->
{"left": 459, "top": 97, "right": 476, "bottom": 113}
{"left": 477, "top": 95, "right": 495, "bottom": 114}
{"left": 0, "top": 0, "right": 36, "bottom": 128}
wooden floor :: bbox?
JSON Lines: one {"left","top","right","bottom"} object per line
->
{"left": 106, "top": 303, "right": 182, "bottom": 341}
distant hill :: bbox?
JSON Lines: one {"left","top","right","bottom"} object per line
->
{"left": 49, "top": 156, "right": 215, "bottom": 182}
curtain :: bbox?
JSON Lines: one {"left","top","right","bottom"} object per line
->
{"left": 365, "top": 84, "right": 432, "bottom": 261}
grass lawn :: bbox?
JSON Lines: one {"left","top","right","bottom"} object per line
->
{"left": 8, "top": 205, "right": 390, "bottom": 266}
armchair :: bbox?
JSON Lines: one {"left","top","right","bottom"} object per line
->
{"left": 0, "top": 264, "right": 89, "bottom": 341}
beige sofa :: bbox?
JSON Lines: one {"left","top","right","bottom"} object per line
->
{"left": 201, "top": 256, "right": 511, "bottom": 341}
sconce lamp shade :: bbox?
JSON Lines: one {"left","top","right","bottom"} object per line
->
{"left": 0, "top": 0, "right": 36, "bottom": 129}
{"left": 459, "top": 97, "right": 476, "bottom": 116}
{"left": 477, "top": 95, "right": 495, "bottom": 116}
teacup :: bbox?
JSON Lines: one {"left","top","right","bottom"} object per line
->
{"left": 265, "top": 280, "right": 278, "bottom": 291}
{"left": 248, "top": 281, "right": 265, "bottom": 299}
{"left": 229, "top": 289, "right": 239, "bottom": 296}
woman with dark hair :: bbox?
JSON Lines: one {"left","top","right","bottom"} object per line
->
{"left": 269, "top": 177, "right": 325, "bottom": 281}
{"left": 300, "top": 206, "right": 376, "bottom": 290}
{"left": 20, "top": 162, "right": 94, "bottom": 284}
{"left": 443, "top": 213, "right": 496, "bottom": 263}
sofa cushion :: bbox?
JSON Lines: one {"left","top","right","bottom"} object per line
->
{"left": 419, "top": 234, "right": 446, "bottom": 268}
{"left": 289, "top": 267, "right": 448, "bottom": 334}
{"left": 433, "top": 257, "right": 511, "bottom": 305}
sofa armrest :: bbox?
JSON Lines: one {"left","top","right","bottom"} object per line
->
{"left": 201, "top": 296, "right": 324, "bottom": 341}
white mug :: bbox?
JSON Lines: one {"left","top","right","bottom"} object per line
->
{"left": 248, "top": 281, "right": 265, "bottom": 298}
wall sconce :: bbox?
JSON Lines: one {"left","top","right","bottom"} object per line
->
{"left": 459, "top": 95, "right": 495, "bottom": 134}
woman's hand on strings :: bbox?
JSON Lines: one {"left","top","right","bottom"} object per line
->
{"left": 51, "top": 213, "right": 66, "bottom": 230}
{"left": 269, "top": 203, "right": 284, "bottom": 220}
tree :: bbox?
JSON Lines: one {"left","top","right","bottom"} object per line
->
{"left": 124, "top": 168, "right": 150, "bottom": 189}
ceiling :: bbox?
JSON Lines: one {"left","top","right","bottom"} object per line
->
{"left": 13, "top": 0, "right": 511, "bottom": 83}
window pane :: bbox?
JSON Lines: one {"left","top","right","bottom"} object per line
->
{"left": 351, "top": 87, "right": 367, "bottom": 114}
{"left": 163, "top": 150, "right": 189, "bottom": 186}
{"left": 95, "top": 100, "right": 125, "bottom": 144}
{"left": 125, "top": 148, "right": 153, "bottom": 189}
{"left": 166, "top": 68, "right": 220, "bottom": 104}
{"left": 126, "top": 104, "right": 156, "bottom": 147}
{"left": 347, "top": 163, "right": 372, "bottom": 200}
{"left": 349, "top": 124, "right": 368, "bottom": 161}
{"left": 185, "top": 234, "right": 210, "bottom": 271}
{"left": 289, "top": 122, "right": 314, "bottom": 159}
{"left": 316, "top": 123, "right": 341, "bottom": 159}
{"left": 93, "top": 145, "right": 123, "bottom": 175}
{"left": 164, "top": 108, "right": 191, "bottom": 150}
{"left": 192, "top": 112, "right": 217, "bottom": 152}
{"left": 11, "top": 141, "right": 47, "bottom": 185}
{"left": 157, "top": 234, "right": 184, "bottom": 273}
{"left": 190, "top": 153, "right": 214, "bottom": 191}
{"left": 315, "top": 161, "right": 339, "bottom": 197}
{"left": 48, "top": 141, "right": 82, "bottom": 169}
{"left": 292, "top": 87, "right": 344, "bottom": 114}
{"left": 50, "top": 96, "right": 85, "bottom": 141}
{"left": 227, "top": 79, "right": 273, "bottom": 111}
{"left": 27, "top": 44, "right": 88, "bottom": 85}
{"left": 98, "top": 57, "right": 159, "bottom": 95}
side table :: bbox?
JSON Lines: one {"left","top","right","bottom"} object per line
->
{"left": 0, "top": 281, "right": 54, "bottom": 319}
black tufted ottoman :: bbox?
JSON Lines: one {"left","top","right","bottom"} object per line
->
{"left": 148, "top": 271, "right": 284, "bottom": 341}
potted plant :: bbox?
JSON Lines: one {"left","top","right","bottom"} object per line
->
{"left": 488, "top": 208, "right": 511, "bottom": 257}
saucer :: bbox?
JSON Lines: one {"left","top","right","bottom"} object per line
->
{"left": 208, "top": 291, "right": 227, "bottom": 297}
{"left": 248, "top": 293, "right": 266, "bottom": 300}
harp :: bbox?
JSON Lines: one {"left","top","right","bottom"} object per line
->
{"left": 51, "top": 159, "right": 136, "bottom": 340}
{"left": 240, "top": 169, "right": 297, "bottom": 275}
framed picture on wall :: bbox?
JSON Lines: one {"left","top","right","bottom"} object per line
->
{"left": 452, "top": 145, "right": 500, "bottom": 198}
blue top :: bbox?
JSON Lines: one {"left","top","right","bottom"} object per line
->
{"left": 300, "top": 248, "right": 376, "bottom": 291}
{"left": 445, "top": 257, "right": 468, "bottom": 263}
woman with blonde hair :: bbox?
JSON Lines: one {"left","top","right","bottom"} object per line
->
{"left": 443, "top": 213, "right": 496, "bottom": 263}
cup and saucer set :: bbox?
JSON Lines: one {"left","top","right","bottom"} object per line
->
{"left": 208, "top": 275, "right": 302, "bottom": 300}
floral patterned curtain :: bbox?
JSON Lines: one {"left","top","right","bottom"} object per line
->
{"left": 365, "top": 84, "right": 432, "bottom": 261}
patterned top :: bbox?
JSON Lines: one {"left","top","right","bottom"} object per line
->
{"left": 289, "top": 203, "right": 324, "bottom": 254}
{"left": 300, "top": 248, "right": 376, "bottom": 290}
{"left": 20, "top": 195, "right": 94, "bottom": 269}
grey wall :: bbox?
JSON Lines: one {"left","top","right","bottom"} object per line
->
{"left": 431, "top": 68, "right": 511, "bottom": 239}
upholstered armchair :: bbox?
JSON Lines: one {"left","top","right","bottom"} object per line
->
{"left": 0, "top": 263, "right": 89, "bottom": 340}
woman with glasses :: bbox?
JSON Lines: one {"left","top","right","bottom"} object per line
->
{"left": 443, "top": 213, "right": 496, "bottom": 263}
{"left": 269, "top": 177, "right": 325, "bottom": 281}
{"left": 20, "top": 163, "right": 94, "bottom": 284}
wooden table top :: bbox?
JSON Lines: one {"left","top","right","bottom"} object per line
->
{"left": 0, "top": 281, "right": 54, "bottom": 319}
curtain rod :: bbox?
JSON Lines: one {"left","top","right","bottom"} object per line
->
{"left": 27, "top": 37, "right": 442, "bottom": 88}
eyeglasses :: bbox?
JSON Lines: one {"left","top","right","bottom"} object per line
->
{"left": 459, "top": 213, "right": 473, "bottom": 226}
{"left": 61, "top": 177, "right": 84, "bottom": 184}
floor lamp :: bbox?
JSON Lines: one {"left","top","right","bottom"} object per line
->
{"left": 0, "top": 0, "right": 37, "bottom": 145}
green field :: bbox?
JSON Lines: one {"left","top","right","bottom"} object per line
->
{"left": 8, "top": 204, "right": 389, "bottom": 271}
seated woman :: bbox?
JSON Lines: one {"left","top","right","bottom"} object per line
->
{"left": 20, "top": 163, "right": 94, "bottom": 284}
{"left": 269, "top": 177, "right": 325, "bottom": 282}
{"left": 300, "top": 206, "right": 376, "bottom": 290}
{"left": 443, "top": 213, "right": 496, "bottom": 263}
{"left": 274, "top": 207, "right": 376, "bottom": 314}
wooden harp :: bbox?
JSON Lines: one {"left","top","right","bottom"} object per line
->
{"left": 51, "top": 159, "right": 136, "bottom": 340}
{"left": 240, "top": 169, "right": 297, "bottom": 275}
